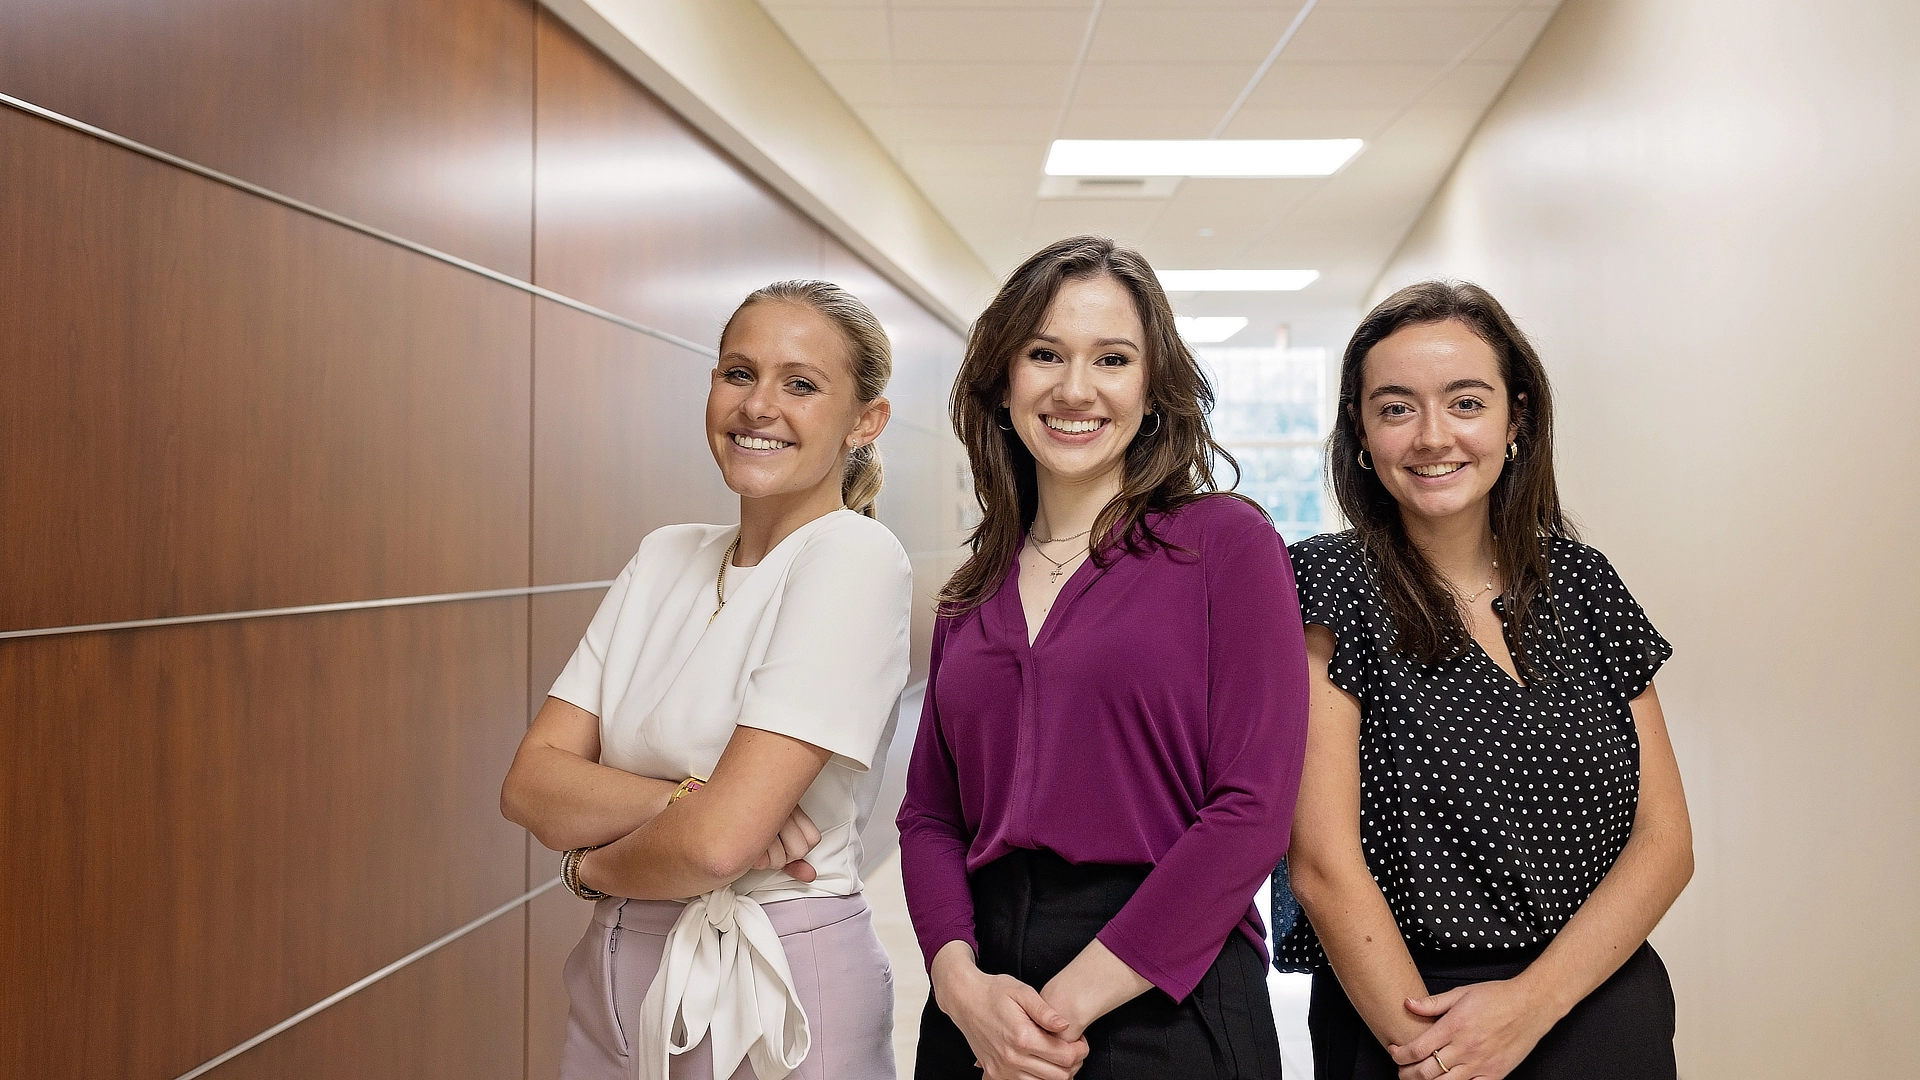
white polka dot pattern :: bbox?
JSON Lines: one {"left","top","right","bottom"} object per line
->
{"left": 1274, "top": 532, "right": 1671, "bottom": 970}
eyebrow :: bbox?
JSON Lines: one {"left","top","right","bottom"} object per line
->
{"left": 718, "top": 353, "right": 834, "bottom": 382}
{"left": 1031, "top": 333, "right": 1141, "bottom": 350}
{"left": 1367, "top": 378, "right": 1497, "bottom": 400}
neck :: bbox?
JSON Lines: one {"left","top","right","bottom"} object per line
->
{"left": 734, "top": 470, "right": 846, "bottom": 566}
{"left": 1032, "top": 463, "right": 1123, "bottom": 543}
{"left": 1400, "top": 502, "right": 1497, "bottom": 584}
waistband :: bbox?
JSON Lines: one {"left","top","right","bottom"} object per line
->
{"left": 590, "top": 890, "right": 868, "bottom": 936}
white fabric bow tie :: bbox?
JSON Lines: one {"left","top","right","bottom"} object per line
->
{"left": 636, "top": 883, "right": 811, "bottom": 1080}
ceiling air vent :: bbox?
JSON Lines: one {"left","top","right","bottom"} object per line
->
{"left": 1037, "top": 175, "right": 1182, "bottom": 199}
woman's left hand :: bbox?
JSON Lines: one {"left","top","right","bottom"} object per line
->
{"left": 1385, "top": 978, "right": 1560, "bottom": 1080}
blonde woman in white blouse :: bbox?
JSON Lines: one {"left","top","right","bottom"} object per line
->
{"left": 501, "top": 280, "right": 912, "bottom": 1080}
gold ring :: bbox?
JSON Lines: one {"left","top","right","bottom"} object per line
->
{"left": 1432, "top": 1050, "right": 1452, "bottom": 1073}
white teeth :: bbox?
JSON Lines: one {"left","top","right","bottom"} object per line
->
{"left": 1410, "top": 462, "right": 1466, "bottom": 477}
{"left": 732, "top": 433, "right": 792, "bottom": 451}
{"left": 1043, "top": 416, "right": 1104, "bottom": 434}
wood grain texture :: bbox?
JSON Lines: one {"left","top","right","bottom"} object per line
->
{"left": 533, "top": 11, "right": 826, "bottom": 348}
{"left": 0, "top": 0, "right": 536, "bottom": 277}
{"left": 533, "top": 299, "right": 736, "bottom": 587}
{"left": 0, "top": 599, "right": 529, "bottom": 1080}
{"left": 0, "top": 106, "right": 532, "bottom": 633}
{"left": 201, "top": 910, "right": 527, "bottom": 1080}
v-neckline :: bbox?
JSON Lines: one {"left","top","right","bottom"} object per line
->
{"left": 1008, "top": 539, "right": 1101, "bottom": 650}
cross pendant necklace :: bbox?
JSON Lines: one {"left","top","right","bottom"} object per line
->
{"left": 1032, "top": 542, "right": 1081, "bottom": 584}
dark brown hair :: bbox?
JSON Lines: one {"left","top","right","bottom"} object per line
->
{"left": 1329, "top": 280, "right": 1573, "bottom": 678}
{"left": 721, "top": 280, "right": 891, "bottom": 518}
{"left": 938, "top": 235, "right": 1250, "bottom": 613}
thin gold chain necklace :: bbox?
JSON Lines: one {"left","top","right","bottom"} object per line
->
{"left": 711, "top": 534, "right": 742, "bottom": 623}
{"left": 1031, "top": 539, "right": 1088, "bottom": 585}
{"left": 1461, "top": 557, "right": 1500, "bottom": 605}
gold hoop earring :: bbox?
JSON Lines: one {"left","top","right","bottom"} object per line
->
{"left": 1357, "top": 449, "right": 1374, "bottom": 471}
{"left": 1506, "top": 441, "right": 1518, "bottom": 462}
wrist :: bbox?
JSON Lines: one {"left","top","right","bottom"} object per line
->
{"left": 930, "top": 941, "right": 980, "bottom": 1008}
{"left": 1510, "top": 964, "right": 1578, "bottom": 1023}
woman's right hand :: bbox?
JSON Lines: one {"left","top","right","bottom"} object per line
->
{"left": 749, "top": 805, "right": 822, "bottom": 883}
{"left": 931, "top": 941, "right": 1089, "bottom": 1080}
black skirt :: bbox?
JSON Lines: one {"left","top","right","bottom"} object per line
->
{"left": 1308, "top": 941, "right": 1677, "bottom": 1080}
{"left": 916, "top": 849, "right": 1282, "bottom": 1080}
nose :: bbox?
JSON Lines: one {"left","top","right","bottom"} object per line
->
{"left": 741, "top": 378, "right": 780, "bottom": 423}
{"left": 1056, "top": 357, "right": 1097, "bottom": 408}
{"left": 1413, "top": 406, "right": 1450, "bottom": 452}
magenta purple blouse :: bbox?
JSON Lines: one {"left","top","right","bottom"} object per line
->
{"left": 897, "top": 495, "right": 1311, "bottom": 1001}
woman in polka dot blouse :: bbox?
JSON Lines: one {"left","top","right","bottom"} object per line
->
{"left": 1277, "top": 281, "right": 1693, "bottom": 1080}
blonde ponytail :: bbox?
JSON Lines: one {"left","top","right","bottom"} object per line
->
{"left": 722, "top": 279, "right": 893, "bottom": 518}
{"left": 843, "top": 441, "right": 884, "bottom": 518}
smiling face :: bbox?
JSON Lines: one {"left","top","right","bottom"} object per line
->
{"left": 1357, "top": 318, "right": 1520, "bottom": 528}
{"left": 1004, "top": 274, "right": 1151, "bottom": 489}
{"left": 706, "top": 300, "right": 887, "bottom": 507}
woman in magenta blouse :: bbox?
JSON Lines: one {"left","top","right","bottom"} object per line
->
{"left": 898, "top": 235, "right": 1311, "bottom": 1080}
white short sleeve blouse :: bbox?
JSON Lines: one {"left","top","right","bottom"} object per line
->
{"left": 549, "top": 507, "right": 913, "bottom": 900}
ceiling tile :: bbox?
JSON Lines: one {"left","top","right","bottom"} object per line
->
{"left": 859, "top": 105, "right": 1060, "bottom": 142}
{"left": 891, "top": 8, "right": 1096, "bottom": 63}
{"left": 888, "top": 63, "right": 1076, "bottom": 106}
{"left": 898, "top": 140, "right": 1050, "bottom": 178}
{"left": 1251, "top": 62, "right": 1450, "bottom": 108}
{"left": 1085, "top": 6, "right": 1307, "bottom": 65}
{"left": 1417, "top": 61, "right": 1517, "bottom": 107}
{"left": 1470, "top": 7, "right": 1557, "bottom": 62}
{"left": 1057, "top": 105, "right": 1225, "bottom": 139}
{"left": 1219, "top": 105, "right": 1400, "bottom": 139}
{"left": 814, "top": 61, "right": 897, "bottom": 105}
{"left": 1022, "top": 199, "right": 1169, "bottom": 250}
{"left": 1282, "top": 8, "right": 1513, "bottom": 64}
{"left": 763, "top": 7, "right": 892, "bottom": 62}
{"left": 1069, "top": 63, "right": 1253, "bottom": 108}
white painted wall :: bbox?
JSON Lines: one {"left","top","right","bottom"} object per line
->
{"left": 1375, "top": 0, "right": 1920, "bottom": 1073}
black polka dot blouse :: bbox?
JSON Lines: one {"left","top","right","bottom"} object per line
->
{"left": 1273, "top": 531, "right": 1672, "bottom": 970}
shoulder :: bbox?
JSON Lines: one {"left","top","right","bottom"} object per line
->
{"left": 1153, "top": 493, "right": 1277, "bottom": 550}
{"left": 793, "top": 510, "right": 911, "bottom": 580}
{"left": 1288, "top": 530, "right": 1366, "bottom": 579}
{"left": 630, "top": 522, "right": 731, "bottom": 572}
{"left": 1286, "top": 531, "right": 1375, "bottom": 614}
{"left": 1542, "top": 535, "right": 1622, "bottom": 588}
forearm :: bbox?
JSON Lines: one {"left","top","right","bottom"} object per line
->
{"left": 501, "top": 744, "right": 676, "bottom": 852}
{"left": 1296, "top": 859, "right": 1432, "bottom": 1048}
{"left": 578, "top": 798, "right": 738, "bottom": 900}
{"left": 1515, "top": 815, "right": 1693, "bottom": 1017}
{"left": 1040, "top": 939, "right": 1152, "bottom": 1038}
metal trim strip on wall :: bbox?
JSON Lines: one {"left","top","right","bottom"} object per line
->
{"left": 171, "top": 877, "right": 566, "bottom": 1080}
{"left": 0, "top": 91, "right": 717, "bottom": 358}
{"left": 0, "top": 580, "right": 617, "bottom": 642}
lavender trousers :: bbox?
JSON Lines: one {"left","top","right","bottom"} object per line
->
{"left": 559, "top": 892, "right": 896, "bottom": 1080}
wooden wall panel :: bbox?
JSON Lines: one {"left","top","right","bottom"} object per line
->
{"left": 0, "top": 600, "right": 528, "bottom": 1079}
{"left": 533, "top": 301, "right": 735, "bottom": 587}
{"left": 533, "top": 12, "right": 825, "bottom": 348}
{"left": 0, "top": 107, "right": 532, "bottom": 633}
{"left": 203, "top": 912, "right": 526, "bottom": 1080}
{"left": 524, "top": 588, "right": 609, "bottom": 1079}
{"left": 0, "top": 0, "right": 536, "bottom": 277}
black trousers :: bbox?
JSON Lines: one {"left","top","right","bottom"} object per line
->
{"left": 1308, "top": 942, "right": 1677, "bottom": 1080}
{"left": 916, "top": 849, "right": 1282, "bottom": 1080}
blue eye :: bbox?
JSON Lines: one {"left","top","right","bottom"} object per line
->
{"left": 1381, "top": 403, "right": 1412, "bottom": 417}
{"left": 789, "top": 379, "right": 818, "bottom": 394}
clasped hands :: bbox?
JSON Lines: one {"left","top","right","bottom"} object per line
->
{"left": 929, "top": 942, "right": 1093, "bottom": 1080}
{"left": 1384, "top": 976, "right": 1562, "bottom": 1080}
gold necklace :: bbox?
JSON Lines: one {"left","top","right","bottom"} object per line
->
{"left": 711, "top": 534, "right": 742, "bottom": 623}
{"left": 1461, "top": 557, "right": 1499, "bottom": 605}
{"left": 1031, "top": 525, "right": 1092, "bottom": 545}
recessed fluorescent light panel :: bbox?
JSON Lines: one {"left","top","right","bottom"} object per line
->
{"left": 1045, "top": 140, "right": 1363, "bottom": 178}
{"left": 1158, "top": 270, "right": 1319, "bottom": 292}
{"left": 1175, "top": 317, "right": 1249, "bottom": 344}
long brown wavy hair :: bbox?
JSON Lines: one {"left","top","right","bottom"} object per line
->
{"left": 937, "top": 236, "right": 1249, "bottom": 614}
{"left": 1328, "top": 280, "right": 1574, "bottom": 679}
